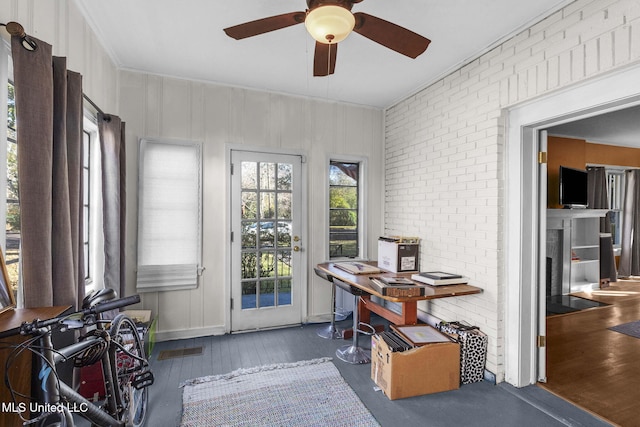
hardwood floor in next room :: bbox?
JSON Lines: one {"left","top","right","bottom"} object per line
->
{"left": 542, "top": 279, "right": 640, "bottom": 427}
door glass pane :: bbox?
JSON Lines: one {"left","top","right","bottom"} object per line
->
{"left": 260, "top": 163, "right": 276, "bottom": 190}
{"left": 277, "top": 193, "right": 291, "bottom": 219}
{"left": 259, "top": 280, "right": 276, "bottom": 307}
{"left": 277, "top": 250, "right": 291, "bottom": 276}
{"left": 260, "top": 193, "right": 276, "bottom": 219}
{"left": 276, "top": 222, "right": 291, "bottom": 248}
{"left": 242, "top": 281, "right": 257, "bottom": 309}
{"left": 242, "top": 192, "right": 257, "bottom": 219}
{"left": 242, "top": 222, "right": 257, "bottom": 249}
{"left": 259, "top": 224, "right": 275, "bottom": 248}
{"left": 241, "top": 252, "right": 257, "bottom": 279}
{"left": 277, "top": 163, "right": 292, "bottom": 190}
{"left": 259, "top": 251, "right": 275, "bottom": 277}
{"left": 278, "top": 278, "right": 292, "bottom": 306}
{"left": 241, "top": 162, "right": 257, "bottom": 189}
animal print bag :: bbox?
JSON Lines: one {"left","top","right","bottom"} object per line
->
{"left": 438, "top": 321, "right": 488, "bottom": 384}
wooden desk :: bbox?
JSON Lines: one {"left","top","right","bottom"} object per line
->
{"left": 0, "top": 306, "right": 71, "bottom": 425}
{"left": 316, "top": 262, "right": 482, "bottom": 326}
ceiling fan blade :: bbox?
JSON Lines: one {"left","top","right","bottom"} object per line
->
{"left": 313, "top": 42, "right": 338, "bottom": 77}
{"left": 224, "top": 12, "right": 306, "bottom": 40}
{"left": 353, "top": 12, "right": 430, "bottom": 59}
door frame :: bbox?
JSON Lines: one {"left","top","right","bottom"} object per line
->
{"left": 505, "top": 63, "right": 640, "bottom": 387}
{"left": 224, "top": 144, "right": 308, "bottom": 333}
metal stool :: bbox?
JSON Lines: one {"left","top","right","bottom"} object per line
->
{"left": 314, "top": 267, "right": 343, "bottom": 339}
{"left": 334, "top": 278, "right": 375, "bottom": 364}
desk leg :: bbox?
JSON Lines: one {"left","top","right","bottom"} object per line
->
{"left": 400, "top": 301, "right": 418, "bottom": 325}
{"left": 358, "top": 296, "right": 371, "bottom": 325}
{"left": 359, "top": 297, "right": 419, "bottom": 326}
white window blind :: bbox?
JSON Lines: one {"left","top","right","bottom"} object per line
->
{"left": 137, "top": 138, "right": 202, "bottom": 292}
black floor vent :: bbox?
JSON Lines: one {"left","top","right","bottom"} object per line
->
{"left": 157, "top": 346, "right": 203, "bottom": 361}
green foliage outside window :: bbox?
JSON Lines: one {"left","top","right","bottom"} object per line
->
{"left": 6, "top": 82, "right": 20, "bottom": 291}
{"left": 329, "top": 161, "right": 359, "bottom": 258}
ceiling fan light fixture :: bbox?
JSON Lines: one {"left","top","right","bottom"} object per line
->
{"left": 305, "top": 5, "right": 355, "bottom": 44}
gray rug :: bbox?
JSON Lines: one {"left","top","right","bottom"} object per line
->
{"left": 180, "top": 357, "right": 379, "bottom": 427}
{"left": 609, "top": 320, "right": 640, "bottom": 338}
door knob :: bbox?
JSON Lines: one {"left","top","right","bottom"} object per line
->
{"left": 293, "top": 246, "right": 300, "bottom": 252}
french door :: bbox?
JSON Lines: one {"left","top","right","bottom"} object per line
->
{"left": 230, "top": 150, "right": 304, "bottom": 331}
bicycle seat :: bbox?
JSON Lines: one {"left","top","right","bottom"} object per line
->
{"left": 83, "top": 288, "right": 118, "bottom": 309}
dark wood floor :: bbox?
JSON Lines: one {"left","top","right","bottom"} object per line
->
{"left": 542, "top": 279, "right": 640, "bottom": 427}
{"left": 143, "top": 316, "right": 609, "bottom": 427}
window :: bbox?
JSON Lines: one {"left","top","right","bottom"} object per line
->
{"left": 83, "top": 128, "right": 90, "bottom": 280}
{"left": 606, "top": 169, "right": 625, "bottom": 248}
{"left": 136, "top": 138, "right": 203, "bottom": 292}
{"left": 329, "top": 160, "right": 361, "bottom": 259}
{"left": 4, "top": 80, "right": 19, "bottom": 298}
{"left": 82, "top": 113, "right": 102, "bottom": 288}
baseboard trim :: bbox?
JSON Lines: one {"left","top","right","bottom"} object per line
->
{"left": 155, "top": 325, "right": 227, "bottom": 342}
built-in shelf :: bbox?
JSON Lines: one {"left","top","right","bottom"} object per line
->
{"left": 547, "top": 209, "right": 608, "bottom": 294}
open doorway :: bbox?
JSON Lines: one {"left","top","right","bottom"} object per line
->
{"left": 505, "top": 64, "right": 640, "bottom": 424}
{"left": 505, "top": 64, "right": 640, "bottom": 388}
{"left": 535, "top": 108, "right": 640, "bottom": 426}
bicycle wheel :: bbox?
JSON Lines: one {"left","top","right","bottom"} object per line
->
{"left": 109, "top": 314, "right": 149, "bottom": 427}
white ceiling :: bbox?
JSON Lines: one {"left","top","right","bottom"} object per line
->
{"left": 548, "top": 105, "right": 640, "bottom": 147}
{"left": 75, "top": 0, "right": 575, "bottom": 109}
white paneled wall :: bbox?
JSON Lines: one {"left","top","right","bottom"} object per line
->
{"left": 119, "top": 71, "right": 384, "bottom": 340}
{"left": 0, "top": 0, "right": 119, "bottom": 113}
{"left": 385, "top": 0, "right": 640, "bottom": 381}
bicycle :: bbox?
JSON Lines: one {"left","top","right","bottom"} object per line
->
{"left": 0, "top": 291, "right": 154, "bottom": 426}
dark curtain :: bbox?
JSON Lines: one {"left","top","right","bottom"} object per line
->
{"left": 99, "top": 115, "right": 126, "bottom": 298}
{"left": 12, "top": 36, "right": 84, "bottom": 309}
{"left": 587, "top": 166, "right": 617, "bottom": 283}
{"left": 619, "top": 169, "right": 640, "bottom": 277}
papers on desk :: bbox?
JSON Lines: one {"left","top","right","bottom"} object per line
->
{"left": 333, "top": 261, "right": 381, "bottom": 275}
{"left": 377, "top": 276, "right": 414, "bottom": 286}
{"left": 411, "top": 272, "right": 469, "bottom": 286}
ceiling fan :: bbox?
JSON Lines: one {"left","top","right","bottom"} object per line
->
{"left": 223, "top": 0, "right": 431, "bottom": 77}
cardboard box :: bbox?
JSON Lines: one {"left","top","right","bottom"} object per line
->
{"left": 378, "top": 237, "right": 419, "bottom": 272}
{"left": 123, "top": 310, "right": 157, "bottom": 356}
{"left": 371, "top": 330, "right": 460, "bottom": 400}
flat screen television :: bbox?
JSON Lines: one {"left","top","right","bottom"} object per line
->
{"left": 559, "top": 166, "right": 588, "bottom": 208}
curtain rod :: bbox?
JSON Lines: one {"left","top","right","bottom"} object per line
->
{"left": 83, "top": 93, "right": 106, "bottom": 118}
{"left": 3, "top": 21, "right": 112, "bottom": 122}
{"left": 1, "top": 22, "right": 37, "bottom": 51}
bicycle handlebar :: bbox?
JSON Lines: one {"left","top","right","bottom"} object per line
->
{"left": 0, "top": 294, "right": 141, "bottom": 339}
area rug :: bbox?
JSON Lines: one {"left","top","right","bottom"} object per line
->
{"left": 546, "top": 295, "right": 609, "bottom": 316}
{"left": 608, "top": 320, "right": 640, "bottom": 338}
{"left": 180, "top": 357, "right": 379, "bottom": 427}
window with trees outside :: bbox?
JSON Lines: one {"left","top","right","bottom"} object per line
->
{"left": 5, "top": 81, "right": 19, "bottom": 299}
{"left": 329, "top": 161, "right": 360, "bottom": 259}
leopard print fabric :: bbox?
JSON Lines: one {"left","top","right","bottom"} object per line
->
{"left": 438, "top": 322, "right": 488, "bottom": 384}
